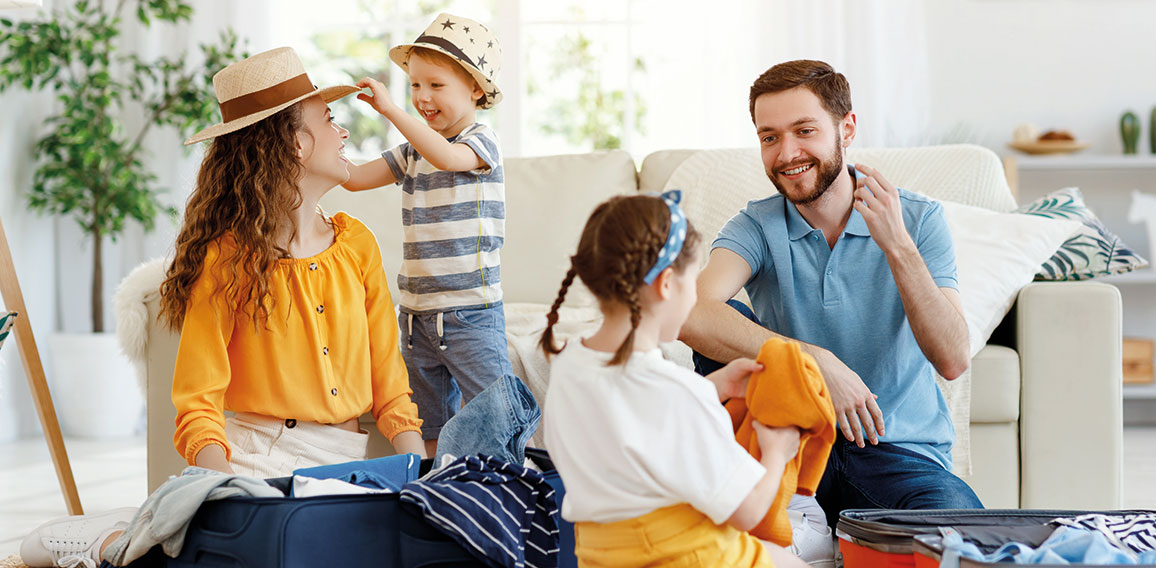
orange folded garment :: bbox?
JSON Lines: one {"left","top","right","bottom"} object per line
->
{"left": 733, "top": 337, "right": 836, "bottom": 546}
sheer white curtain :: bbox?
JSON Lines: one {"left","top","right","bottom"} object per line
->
{"left": 52, "top": 0, "right": 276, "bottom": 335}
{"left": 635, "top": 0, "right": 930, "bottom": 155}
{"left": 758, "top": 0, "right": 932, "bottom": 148}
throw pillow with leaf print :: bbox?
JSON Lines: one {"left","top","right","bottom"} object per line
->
{"left": 1015, "top": 187, "right": 1148, "bottom": 280}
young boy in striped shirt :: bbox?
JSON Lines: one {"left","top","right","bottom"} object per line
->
{"left": 345, "top": 13, "right": 510, "bottom": 458}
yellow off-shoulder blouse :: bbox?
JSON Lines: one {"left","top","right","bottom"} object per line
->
{"left": 171, "top": 212, "right": 421, "bottom": 465}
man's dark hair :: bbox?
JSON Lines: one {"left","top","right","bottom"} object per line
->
{"left": 748, "top": 59, "right": 852, "bottom": 124}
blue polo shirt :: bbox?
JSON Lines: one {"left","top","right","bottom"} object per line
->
{"left": 713, "top": 168, "right": 958, "bottom": 469}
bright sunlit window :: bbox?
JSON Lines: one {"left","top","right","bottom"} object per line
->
{"left": 265, "top": 0, "right": 750, "bottom": 160}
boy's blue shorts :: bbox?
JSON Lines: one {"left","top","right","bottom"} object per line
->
{"left": 398, "top": 304, "right": 513, "bottom": 439}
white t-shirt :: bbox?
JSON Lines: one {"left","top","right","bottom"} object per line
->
{"left": 543, "top": 340, "right": 766, "bottom": 525}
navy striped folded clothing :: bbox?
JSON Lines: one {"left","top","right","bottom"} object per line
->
{"left": 400, "top": 454, "right": 560, "bottom": 568}
{"left": 1052, "top": 513, "right": 1156, "bottom": 554}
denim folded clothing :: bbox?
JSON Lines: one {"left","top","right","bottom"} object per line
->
{"left": 400, "top": 454, "right": 559, "bottom": 568}
{"left": 290, "top": 453, "right": 421, "bottom": 495}
{"left": 434, "top": 374, "right": 541, "bottom": 466}
{"left": 102, "top": 467, "right": 283, "bottom": 566}
{"left": 938, "top": 525, "right": 1156, "bottom": 566}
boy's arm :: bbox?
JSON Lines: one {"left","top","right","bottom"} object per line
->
{"left": 356, "top": 77, "right": 486, "bottom": 172}
{"left": 344, "top": 157, "right": 398, "bottom": 192}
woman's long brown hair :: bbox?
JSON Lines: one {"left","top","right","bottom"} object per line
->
{"left": 540, "top": 194, "right": 700, "bottom": 365}
{"left": 159, "top": 103, "right": 306, "bottom": 331}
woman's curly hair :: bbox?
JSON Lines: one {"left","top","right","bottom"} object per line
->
{"left": 539, "top": 194, "right": 700, "bottom": 366}
{"left": 159, "top": 102, "right": 307, "bottom": 331}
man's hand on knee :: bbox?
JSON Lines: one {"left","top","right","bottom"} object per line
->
{"left": 812, "top": 349, "right": 885, "bottom": 447}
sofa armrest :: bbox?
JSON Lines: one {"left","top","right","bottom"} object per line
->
{"left": 144, "top": 295, "right": 186, "bottom": 492}
{"left": 1016, "top": 281, "right": 1122, "bottom": 509}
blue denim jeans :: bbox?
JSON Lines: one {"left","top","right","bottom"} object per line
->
{"left": 434, "top": 373, "right": 541, "bottom": 466}
{"left": 817, "top": 438, "right": 982, "bottom": 527}
{"left": 399, "top": 304, "right": 514, "bottom": 439}
{"left": 691, "top": 299, "right": 983, "bottom": 527}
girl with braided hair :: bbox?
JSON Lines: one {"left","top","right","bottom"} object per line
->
{"left": 540, "top": 191, "right": 807, "bottom": 567}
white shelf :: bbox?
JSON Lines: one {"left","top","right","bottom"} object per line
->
{"left": 1104, "top": 269, "right": 1156, "bottom": 285}
{"left": 1007, "top": 154, "right": 1156, "bottom": 171}
{"left": 1123, "top": 384, "right": 1156, "bottom": 399}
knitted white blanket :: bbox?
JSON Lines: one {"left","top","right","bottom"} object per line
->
{"left": 114, "top": 257, "right": 167, "bottom": 397}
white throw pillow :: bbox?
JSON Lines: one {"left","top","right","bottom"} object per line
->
{"left": 941, "top": 201, "right": 1082, "bottom": 357}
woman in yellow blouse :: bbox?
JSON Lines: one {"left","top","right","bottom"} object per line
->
{"left": 18, "top": 47, "right": 426, "bottom": 567}
{"left": 158, "top": 47, "right": 426, "bottom": 475}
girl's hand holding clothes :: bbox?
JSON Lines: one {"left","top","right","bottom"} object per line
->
{"left": 752, "top": 421, "right": 800, "bottom": 467}
{"left": 705, "top": 357, "right": 763, "bottom": 402}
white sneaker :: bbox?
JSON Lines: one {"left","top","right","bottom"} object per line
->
{"left": 20, "top": 507, "right": 136, "bottom": 567}
{"left": 787, "top": 509, "right": 836, "bottom": 568}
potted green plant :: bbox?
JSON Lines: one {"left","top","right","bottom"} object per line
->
{"left": 0, "top": 0, "right": 246, "bottom": 332}
{"left": 0, "top": 0, "right": 246, "bottom": 436}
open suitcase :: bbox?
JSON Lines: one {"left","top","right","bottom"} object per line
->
{"left": 106, "top": 451, "right": 575, "bottom": 568}
{"left": 838, "top": 508, "right": 1156, "bottom": 568}
{"left": 106, "top": 465, "right": 478, "bottom": 567}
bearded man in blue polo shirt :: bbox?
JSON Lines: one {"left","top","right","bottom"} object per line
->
{"left": 680, "top": 59, "right": 983, "bottom": 540}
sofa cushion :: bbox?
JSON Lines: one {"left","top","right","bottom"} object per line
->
{"left": 321, "top": 150, "right": 638, "bottom": 306}
{"left": 940, "top": 201, "right": 1081, "bottom": 357}
{"left": 503, "top": 150, "right": 638, "bottom": 306}
{"left": 970, "top": 345, "right": 1020, "bottom": 423}
{"left": 960, "top": 422, "right": 1019, "bottom": 509}
{"left": 639, "top": 149, "right": 697, "bottom": 191}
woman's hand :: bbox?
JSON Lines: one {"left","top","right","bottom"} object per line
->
{"left": 390, "top": 430, "right": 428, "bottom": 459}
{"left": 193, "top": 443, "right": 235, "bottom": 474}
{"left": 356, "top": 77, "right": 399, "bottom": 116}
{"left": 705, "top": 357, "right": 763, "bottom": 402}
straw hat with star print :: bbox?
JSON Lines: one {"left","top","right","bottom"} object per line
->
{"left": 389, "top": 13, "right": 503, "bottom": 109}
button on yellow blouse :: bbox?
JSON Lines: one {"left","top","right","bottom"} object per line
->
{"left": 171, "top": 213, "right": 421, "bottom": 465}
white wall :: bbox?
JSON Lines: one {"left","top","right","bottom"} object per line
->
{"left": 924, "top": 0, "right": 1156, "bottom": 154}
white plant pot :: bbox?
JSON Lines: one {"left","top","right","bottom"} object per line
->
{"left": 49, "top": 332, "right": 143, "bottom": 438}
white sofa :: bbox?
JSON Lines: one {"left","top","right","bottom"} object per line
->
{"left": 132, "top": 144, "right": 1123, "bottom": 512}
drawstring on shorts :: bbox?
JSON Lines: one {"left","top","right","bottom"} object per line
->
{"left": 407, "top": 313, "right": 414, "bottom": 349}
{"left": 436, "top": 312, "right": 447, "bottom": 351}
{"left": 407, "top": 312, "right": 448, "bottom": 351}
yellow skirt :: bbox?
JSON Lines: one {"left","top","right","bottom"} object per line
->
{"left": 574, "top": 504, "right": 774, "bottom": 567}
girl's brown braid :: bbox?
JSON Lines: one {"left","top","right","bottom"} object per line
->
{"left": 540, "top": 195, "right": 700, "bottom": 366}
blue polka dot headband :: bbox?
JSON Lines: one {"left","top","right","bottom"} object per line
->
{"left": 643, "top": 189, "right": 688, "bottom": 284}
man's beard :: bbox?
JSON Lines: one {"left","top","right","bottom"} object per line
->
{"left": 767, "top": 138, "right": 844, "bottom": 206}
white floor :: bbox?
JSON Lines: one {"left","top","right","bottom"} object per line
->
{"left": 1, "top": 429, "right": 1155, "bottom": 559}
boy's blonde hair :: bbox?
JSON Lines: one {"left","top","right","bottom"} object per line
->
{"left": 408, "top": 46, "right": 489, "bottom": 109}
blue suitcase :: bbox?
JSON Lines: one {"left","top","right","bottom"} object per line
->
{"left": 107, "top": 462, "right": 479, "bottom": 567}
{"left": 525, "top": 448, "right": 575, "bottom": 568}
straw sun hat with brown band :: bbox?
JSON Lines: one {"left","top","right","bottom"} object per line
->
{"left": 185, "top": 47, "right": 360, "bottom": 145}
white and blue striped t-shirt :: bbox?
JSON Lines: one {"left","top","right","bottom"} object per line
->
{"left": 383, "top": 123, "right": 504, "bottom": 314}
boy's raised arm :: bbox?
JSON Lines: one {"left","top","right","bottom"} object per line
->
{"left": 356, "top": 77, "right": 485, "bottom": 173}
{"left": 344, "top": 157, "right": 397, "bottom": 192}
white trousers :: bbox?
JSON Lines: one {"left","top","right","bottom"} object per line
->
{"left": 225, "top": 412, "right": 369, "bottom": 478}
